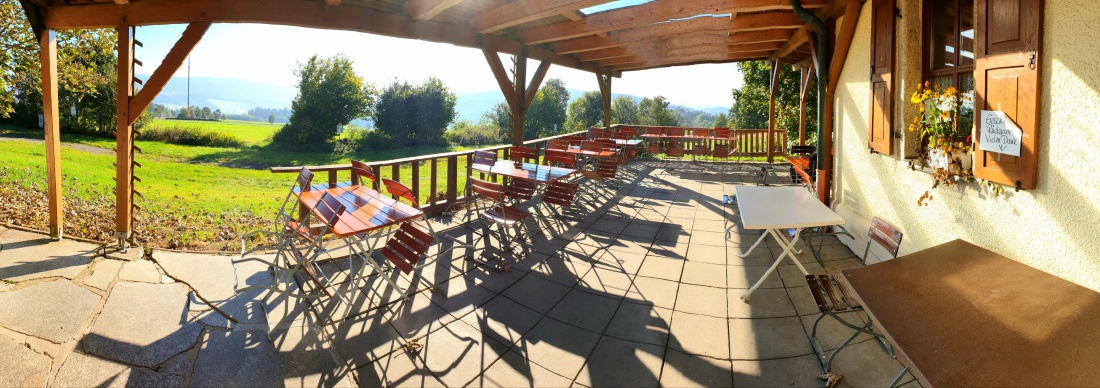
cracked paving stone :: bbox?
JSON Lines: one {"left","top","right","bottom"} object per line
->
{"left": 154, "top": 251, "right": 236, "bottom": 303}
{"left": 118, "top": 260, "right": 161, "bottom": 283}
{"left": 0, "top": 333, "right": 51, "bottom": 387}
{"left": 82, "top": 282, "right": 202, "bottom": 368}
{"left": 54, "top": 352, "right": 183, "bottom": 387}
{"left": 0, "top": 279, "right": 100, "bottom": 343}
{"left": 0, "top": 229, "right": 96, "bottom": 282}
{"left": 83, "top": 259, "right": 124, "bottom": 291}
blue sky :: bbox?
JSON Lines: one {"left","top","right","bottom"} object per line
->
{"left": 133, "top": 21, "right": 743, "bottom": 109}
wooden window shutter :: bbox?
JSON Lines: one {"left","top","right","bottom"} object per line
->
{"left": 973, "top": 0, "right": 1042, "bottom": 189}
{"left": 868, "top": 0, "right": 896, "bottom": 155}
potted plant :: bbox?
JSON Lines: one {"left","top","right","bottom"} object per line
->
{"left": 907, "top": 82, "right": 975, "bottom": 192}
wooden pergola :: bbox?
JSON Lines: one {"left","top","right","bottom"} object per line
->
{"left": 18, "top": 0, "right": 862, "bottom": 248}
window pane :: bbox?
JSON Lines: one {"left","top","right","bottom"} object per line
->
{"left": 956, "top": 72, "right": 975, "bottom": 139}
{"left": 929, "top": 0, "right": 958, "bottom": 70}
{"left": 958, "top": 0, "right": 975, "bottom": 66}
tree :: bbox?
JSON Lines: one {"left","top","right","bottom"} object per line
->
{"left": 611, "top": 96, "right": 639, "bottom": 125}
{"left": 713, "top": 112, "right": 728, "bottom": 128}
{"left": 177, "top": 107, "right": 190, "bottom": 119}
{"left": 268, "top": 115, "right": 275, "bottom": 124}
{"left": 280, "top": 53, "right": 376, "bottom": 144}
{"left": 484, "top": 101, "right": 512, "bottom": 136}
{"left": 639, "top": 96, "right": 677, "bottom": 126}
{"left": 524, "top": 78, "right": 569, "bottom": 139}
{"left": 729, "top": 61, "right": 816, "bottom": 143}
{"left": 373, "top": 77, "right": 457, "bottom": 147}
{"left": 565, "top": 91, "right": 603, "bottom": 131}
{"left": 1, "top": 1, "right": 117, "bottom": 134}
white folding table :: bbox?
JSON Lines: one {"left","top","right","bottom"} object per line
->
{"left": 733, "top": 186, "right": 844, "bottom": 302}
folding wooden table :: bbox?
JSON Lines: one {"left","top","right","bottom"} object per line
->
{"left": 733, "top": 185, "right": 844, "bottom": 302}
{"left": 839, "top": 239, "right": 1100, "bottom": 387}
{"left": 471, "top": 160, "right": 576, "bottom": 184}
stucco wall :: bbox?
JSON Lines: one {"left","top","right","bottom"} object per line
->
{"left": 832, "top": 0, "right": 1100, "bottom": 291}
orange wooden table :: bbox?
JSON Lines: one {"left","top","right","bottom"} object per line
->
{"left": 840, "top": 239, "right": 1100, "bottom": 387}
{"left": 472, "top": 160, "right": 577, "bottom": 183}
{"left": 299, "top": 185, "right": 423, "bottom": 238}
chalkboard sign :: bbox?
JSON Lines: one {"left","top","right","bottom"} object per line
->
{"left": 978, "top": 110, "right": 1022, "bottom": 157}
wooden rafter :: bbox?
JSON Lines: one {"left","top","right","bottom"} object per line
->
{"left": 474, "top": 0, "right": 605, "bottom": 33}
{"left": 42, "top": 0, "right": 616, "bottom": 76}
{"left": 483, "top": 48, "right": 519, "bottom": 112}
{"left": 596, "top": 40, "right": 784, "bottom": 67}
{"left": 550, "top": 17, "right": 730, "bottom": 54}
{"left": 576, "top": 33, "right": 728, "bottom": 61}
{"left": 517, "top": 0, "right": 825, "bottom": 45}
{"left": 729, "top": 11, "right": 805, "bottom": 33}
{"left": 773, "top": 27, "right": 811, "bottom": 59}
{"left": 827, "top": 0, "right": 862, "bottom": 94}
{"left": 728, "top": 29, "right": 794, "bottom": 44}
{"left": 404, "top": 0, "right": 463, "bottom": 20}
{"left": 128, "top": 21, "right": 211, "bottom": 126}
{"left": 613, "top": 54, "right": 770, "bottom": 71}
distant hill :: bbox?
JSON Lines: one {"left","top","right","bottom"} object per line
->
{"left": 144, "top": 76, "right": 728, "bottom": 126}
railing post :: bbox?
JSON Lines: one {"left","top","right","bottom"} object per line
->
{"left": 446, "top": 155, "right": 458, "bottom": 204}
{"left": 328, "top": 170, "right": 337, "bottom": 189}
{"left": 429, "top": 159, "right": 438, "bottom": 206}
{"left": 411, "top": 160, "right": 420, "bottom": 204}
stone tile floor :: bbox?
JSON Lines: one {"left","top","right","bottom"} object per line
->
{"left": 0, "top": 160, "right": 918, "bottom": 387}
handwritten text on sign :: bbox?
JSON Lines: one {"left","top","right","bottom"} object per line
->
{"left": 979, "top": 110, "right": 1022, "bottom": 157}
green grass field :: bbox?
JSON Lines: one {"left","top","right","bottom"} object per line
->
{"left": 146, "top": 118, "right": 283, "bottom": 146}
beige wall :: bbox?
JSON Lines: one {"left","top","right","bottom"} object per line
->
{"left": 832, "top": 0, "right": 1100, "bottom": 291}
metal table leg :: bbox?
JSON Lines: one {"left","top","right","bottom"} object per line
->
{"left": 740, "top": 228, "right": 809, "bottom": 302}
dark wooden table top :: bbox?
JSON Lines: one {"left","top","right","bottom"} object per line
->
{"left": 563, "top": 147, "right": 616, "bottom": 158}
{"left": 299, "top": 185, "right": 422, "bottom": 238}
{"left": 840, "top": 239, "right": 1100, "bottom": 387}
{"left": 472, "top": 160, "right": 576, "bottom": 183}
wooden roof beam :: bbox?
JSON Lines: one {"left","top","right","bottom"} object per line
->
{"left": 594, "top": 42, "right": 780, "bottom": 67}
{"left": 773, "top": 27, "right": 811, "bottom": 59}
{"left": 729, "top": 11, "right": 806, "bottom": 32}
{"left": 576, "top": 33, "right": 729, "bottom": 61}
{"left": 518, "top": 0, "right": 825, "bottom": 45}
{"left": 473, "top": 0, "right": 606, "bottom": 33}
{"left": 41, "top": 0, "right": 617, "bottom": 76}
{"left": 728, "top": 29, "right": 794, "bottom": 44}
{"left": 613, "top": 53, "right": 771, "bottom": 71}
{"left": 549, "top": 16, "right": 729, "bottom": 54}
{"left": 404, "top": 0, "right": 464, "bottom": 20}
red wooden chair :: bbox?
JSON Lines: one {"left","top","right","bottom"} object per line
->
{"left": 351, "top": 160, "right": 378, "bottom": 189}
{"left": 504, "top": 146, "right": 539, "bottom": 202}
{"left": 546, "top": 139, "right": 569, "bottom": 151}
{"left": 540, "top": 181, "right": 582, "bottom": 224}
{"left": 644, "top": 127, "right": 664, "bottom": 158}
{"left": 509, "top": 146, "right": 539, "bottom": 164}
{"left": 691, "top": 128, "right": 712, "bottom": 159}
{"left": 469, "top": 177, "right": 532, "bottom": 262}
{"left": 543, "top": 149, "right": 576, "bottom": 169}
{"left": 666, "top": 128, "right": 686, "bottom": 158}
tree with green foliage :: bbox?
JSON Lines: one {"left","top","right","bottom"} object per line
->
{"left": 712, "top": 112, "right": 728, "bottom": 128}
{"left": 1, "top": 0, "right": 118, "bottom": 134}
{"left": 611, "top": 95, "right": 639, "bottom": 125}
{"left": 566, "top": 91, "right": 604, "bottom": 131}
{"left": 729, "top": 61, "right": 816, "bottom": 143}
{"left": 639, "top": 96, "right": 677, "bottom": 126}
{"left": 268, "top": 115, "right": 275, "bottom": 124}
{"left": 373, "top": 77, "right": 457, "bottom": 147}
{"left": 524, "top": 78, "right": 569, "bottom": 139}
{"left": 177, "top": 107, "right": 190, "bottom": 119}
{"left": 278, "top": 54, "right": 376, "bottom": 145}
{"left": 484, "top": 101, "right": 512, "bottom": 136}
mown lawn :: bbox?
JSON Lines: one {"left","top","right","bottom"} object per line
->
{"left": 147, "top": 119, "right": 282, "bottom": 145}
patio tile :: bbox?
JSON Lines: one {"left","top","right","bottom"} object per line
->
{"left": 83, "top": 282, "right": 202, "bottom": 368}
{"left": 82, "top": 258, "right": 123, "bottom": 291}
{"left": 727, "top": 265, "right": 785, "bottom": 289}
{"left": 476, "top": 343, "right": 573, "bottom": 388}
{"left": 0, "top": 229, "right": 96, "bottom": 282}
{"left": 272, "top": 325, "right": 354, "bottom": 388}
{"left": 777, "top": 264, "right": 825, "bottom": 288}
{"left": 502, "top": 273, "right": 571, "bottom": 314}
{"left": 118, "top": 259, "right": 162, "bottom": 283}
{"left": 55, "top": 352, "right": 183, "bottom": 388}
{"left": 190, "top": 330, "right": 282, "bottom": 387}
{"left": 727, "top": 288, "right": 798, "bottom": 318}
{"left": 462, "top": 263, "right": 526, "bottom": 294}
{"left": 354, "top": 349, "right": 443, "bottom": 387}
{"left": 597, "top": 250, "right": 646, "bottom": 275}
{"left": 428, "top": 274, "right": 497, "bottom": 321}
{"left": 589, "top": 219, "right": 628, "bottom": 235}
{"left": 547, "top": 289, "right": 621, "bottom": 333}
{"left": 635, "top": 256, "right": 684, "bottom": 281}
{"left": 625, "top": 276, "right": 679, "bottom": 309}
{"left": 604, "top": 302, "right": 672, "bottom": 346}
{"left": 680, "top": 261, "right": 726, "bottom": 287}
{"left": 421, "top": 320, "right": 507, "bottom": 387}
{"left": 692, "top": 219, "right": 728, "bottom": 233}
{"left": 728, "top": 317, "right": 812, "bottom": 360}
{"left": 154, "top": 251, "right": 237, "bottom": 302}
{"left": 383, "top": 291, "right": 454, "bottom": 340}
{"left": 0, "top": 279, "right": 100, "bottom": 343}
{"left": 731, "top": 353, "right": 821, "bottom": 387}
{"left": 606, "top": 235, "right": 653, "bottom": 256}
{"left": 575, "top": 335, "right": 664, "bottom": 387}
{"left": 577, "top": 266, "right": 634, "bottom": 297}
{"left": 460, "top": 295, "right": 543, "bottom": 347}
{"left": 0, "top": 333, "right": 51, "bottom": 387}
{"left": 828, "top": 339, "right": 909, "bottom": 387}
{"left": 647, "top": 240, "right": 689, "bottom": 259}
{"left": 660, "top": 349, "right": 733, "bottom": 388}
{"left": 511, "top": 316, "right": 601, "bottom": 379}
{"left": 798, "top": 312, "right": 875, "bottom": 353}
{"left": 684, "top": 244, "right": 726, "bottom": 265}
{"left": 667, "top": 311, "right": 730, "bottom": 359}
{"left": 674, "top": 283, "right": 727, "bottom": 317}
{"left": 786, "top": 286, "right": 821, "bottom": 316}
{"left": 689, "top": 231, "right": 728, "bottom": 246}
{"left": 329, "top": 313, "right": 406, "bottom": 369}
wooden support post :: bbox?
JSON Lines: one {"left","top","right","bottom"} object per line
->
{"left": 798, "top": 65, "right": 814, "bottom": 146}
{"left": 115, "top": 25, "right": 134, "bottom": 247}
{"left": 766, "top": 57, "right": 779, "bottom": 163}
{"left": 512, "top": 48, "right": 527, "bottom": 146}
{"left": 40, "top": 29, "right": 63, "bottom": 240}
{"left": 596, "top": 69, "right": 612, "bottom": 126}
{"left": 128, "top": 21, "right": 210, "bottom": 125}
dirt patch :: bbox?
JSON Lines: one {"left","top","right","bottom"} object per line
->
{"left": 0, "top": 136, "right": 114, "bottom": 156}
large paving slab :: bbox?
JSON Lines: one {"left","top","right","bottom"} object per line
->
{"left": 82, "top": 258, "right": 124, "bottom": 291}
{"left": 118, "top": 259, "right": 161, "bottom": 283}
{"left": 0, "top": 279, "right": 100, "bottom": 343}
{"left": 0, "top": 333, "right": 51, "bottom": 387}
{"left": 53, "top": 352, "right": 184, "bottom": 387}
{"left": 154, "top": 251, "right": 237, "bottom": 302}
{"left": 82, "top": 282, "right": 202, "bottom": 368}
{"left": 190, "top": 330, "right": 284, "bottom": 387}
{"left": 0, "top": 229, "right": 96, "bottom": 282}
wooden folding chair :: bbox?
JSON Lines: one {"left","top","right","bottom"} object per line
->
{"left": 351, "top": 159, "right": 378, "bottom": 189}
{"left": 468, "top": 177, "right": 533, "bottom": 262}
{"left": 691, "top": 128, "right": 712, "bottom": 160}
{"left": 665, "top": 128, "right": 685, "bottom": 159}
{"left": 546, "top": 139, "right": 569, "bottom": 151}
{"left": 503, "top": 146, "right": 539, "bottom": 202}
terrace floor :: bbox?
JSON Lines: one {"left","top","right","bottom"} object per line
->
{"left": 0, "top": 159, "right": 915, "bottom": 387}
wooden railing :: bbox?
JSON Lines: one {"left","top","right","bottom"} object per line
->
{"left": 731, "top": 129, "right": 788, "bottom": 157}
{"left": 270, "top": 130, "right": 586, "bottom": 216}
